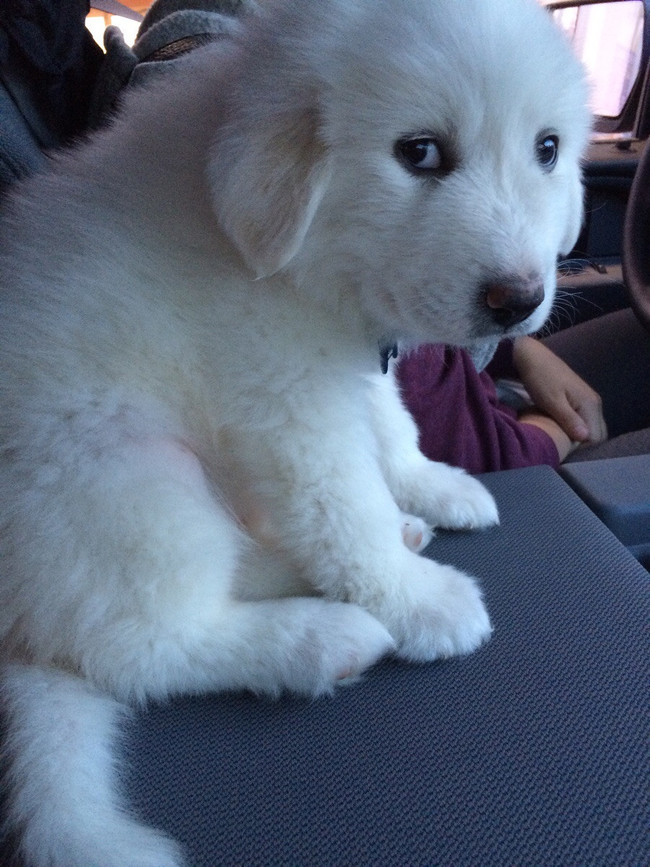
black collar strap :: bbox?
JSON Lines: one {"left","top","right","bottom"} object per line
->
{"left": 379, "top": 343, "right": 399, "bottom": 374}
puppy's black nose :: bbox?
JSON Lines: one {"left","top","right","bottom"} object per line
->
{"left": 483, "top": 276, "right": 545, "bottom": 329}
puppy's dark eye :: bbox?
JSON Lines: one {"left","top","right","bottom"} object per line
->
{"left": 536, "top": 133, "right": 559, "bottom": 172}
{"left": 395, "top": 137, "right": 445, "bottom": 174}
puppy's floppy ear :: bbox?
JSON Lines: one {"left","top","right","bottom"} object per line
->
{"left": 209, "top": 97, "right": 330, "bottom": 278}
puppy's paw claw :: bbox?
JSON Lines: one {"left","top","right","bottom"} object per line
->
{"left": 401, "top": 514, "right": 434, "bottom": 552}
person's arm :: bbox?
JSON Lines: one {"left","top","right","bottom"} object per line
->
{"left": 397, "top": 345, "right": 563, "bottom": 473}
{"left": 512, "top": 336, "right": 607, "bottom": 460}
{"left": 517, "top": 410, "right": 577, "bottom": 462}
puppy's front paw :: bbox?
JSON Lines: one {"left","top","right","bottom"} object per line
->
{"left": 432, "top": 471, "right": 499, "bottom": 530}
{"left": 412, "top": 465, "right": 499, "bottom": 531}
{"left": 374, "top": 559, "right": 492, "bottom": 662}
{"left": 281, "top": 600, "right": 395, "bottom": 697}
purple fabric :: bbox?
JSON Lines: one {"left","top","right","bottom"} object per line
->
{"left": 397, "top": 344, "right": 559, "bottom": 475}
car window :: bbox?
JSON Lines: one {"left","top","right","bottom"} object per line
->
{"left": 551, "top": 0, "right": 644, "bottom": 118}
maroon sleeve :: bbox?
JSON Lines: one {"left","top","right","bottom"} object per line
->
{"left": 484, "top": 338, "right": 516, "bottom": 380}
{"left": 396, "top": 345, "right": 560, "bottom": 474}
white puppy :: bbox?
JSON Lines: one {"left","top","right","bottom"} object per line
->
{"left": 0, "top": 0, "right": 588, "bottom": 864}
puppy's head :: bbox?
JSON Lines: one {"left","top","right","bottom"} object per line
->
{"left": 209, "top": 0, "right": 590, "bottom": 347}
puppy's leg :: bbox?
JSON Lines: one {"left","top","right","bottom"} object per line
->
{"left": 249, "top": 415, "right": 492, "bottom": 663}
{"left": 2, "top": 434, "right": 393, "bottom": 866}
{"left": 5, "top": 433, "right": 393, "bottom": 701}
{"left": 367, "top": 369, "right": 499, "bottom": 530}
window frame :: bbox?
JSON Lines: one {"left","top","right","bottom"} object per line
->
{"left": 545, "top": 0, "right": 650, "bottom": 139}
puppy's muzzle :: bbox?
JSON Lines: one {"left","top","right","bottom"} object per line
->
{"left": 483, "top": 275, "right": 545, "bottom": 329}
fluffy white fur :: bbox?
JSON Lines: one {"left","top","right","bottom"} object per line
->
{"left": 0, "top": 0, "right": 589, "bottom": 863}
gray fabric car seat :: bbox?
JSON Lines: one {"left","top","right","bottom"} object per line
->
{"left": 1, "top": 466, "right": 647, "bottom": 865}
{"left": 120, "top": 466, "right": 649, "bottom": 866}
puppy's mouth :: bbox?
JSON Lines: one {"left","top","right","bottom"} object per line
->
{"left": 373, "top": 271, "right": 549, "bottom": 370}
{"left": 463, "top": 273, "right": 549, "bottom": 368}
{"left": 463, "top": 337, "right": 502, "bottom": 372}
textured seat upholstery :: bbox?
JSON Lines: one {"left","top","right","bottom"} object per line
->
{"left": 120, "top": 465, "right": 649, "bottom": 866}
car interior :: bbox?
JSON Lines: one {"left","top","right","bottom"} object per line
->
{"left": 0, "top": 0, "right": 648, "bottom": 864}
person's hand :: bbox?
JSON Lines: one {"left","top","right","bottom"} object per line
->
{"left": 512, "top": 336, "right": 607, "bottom": 453}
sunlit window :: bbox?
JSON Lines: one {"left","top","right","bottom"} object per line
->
{"left": 86, "top": 10, "right": 142, "bottom": 50}
{"left": 549, "top": 1, "right": 644, "bottom": 118}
